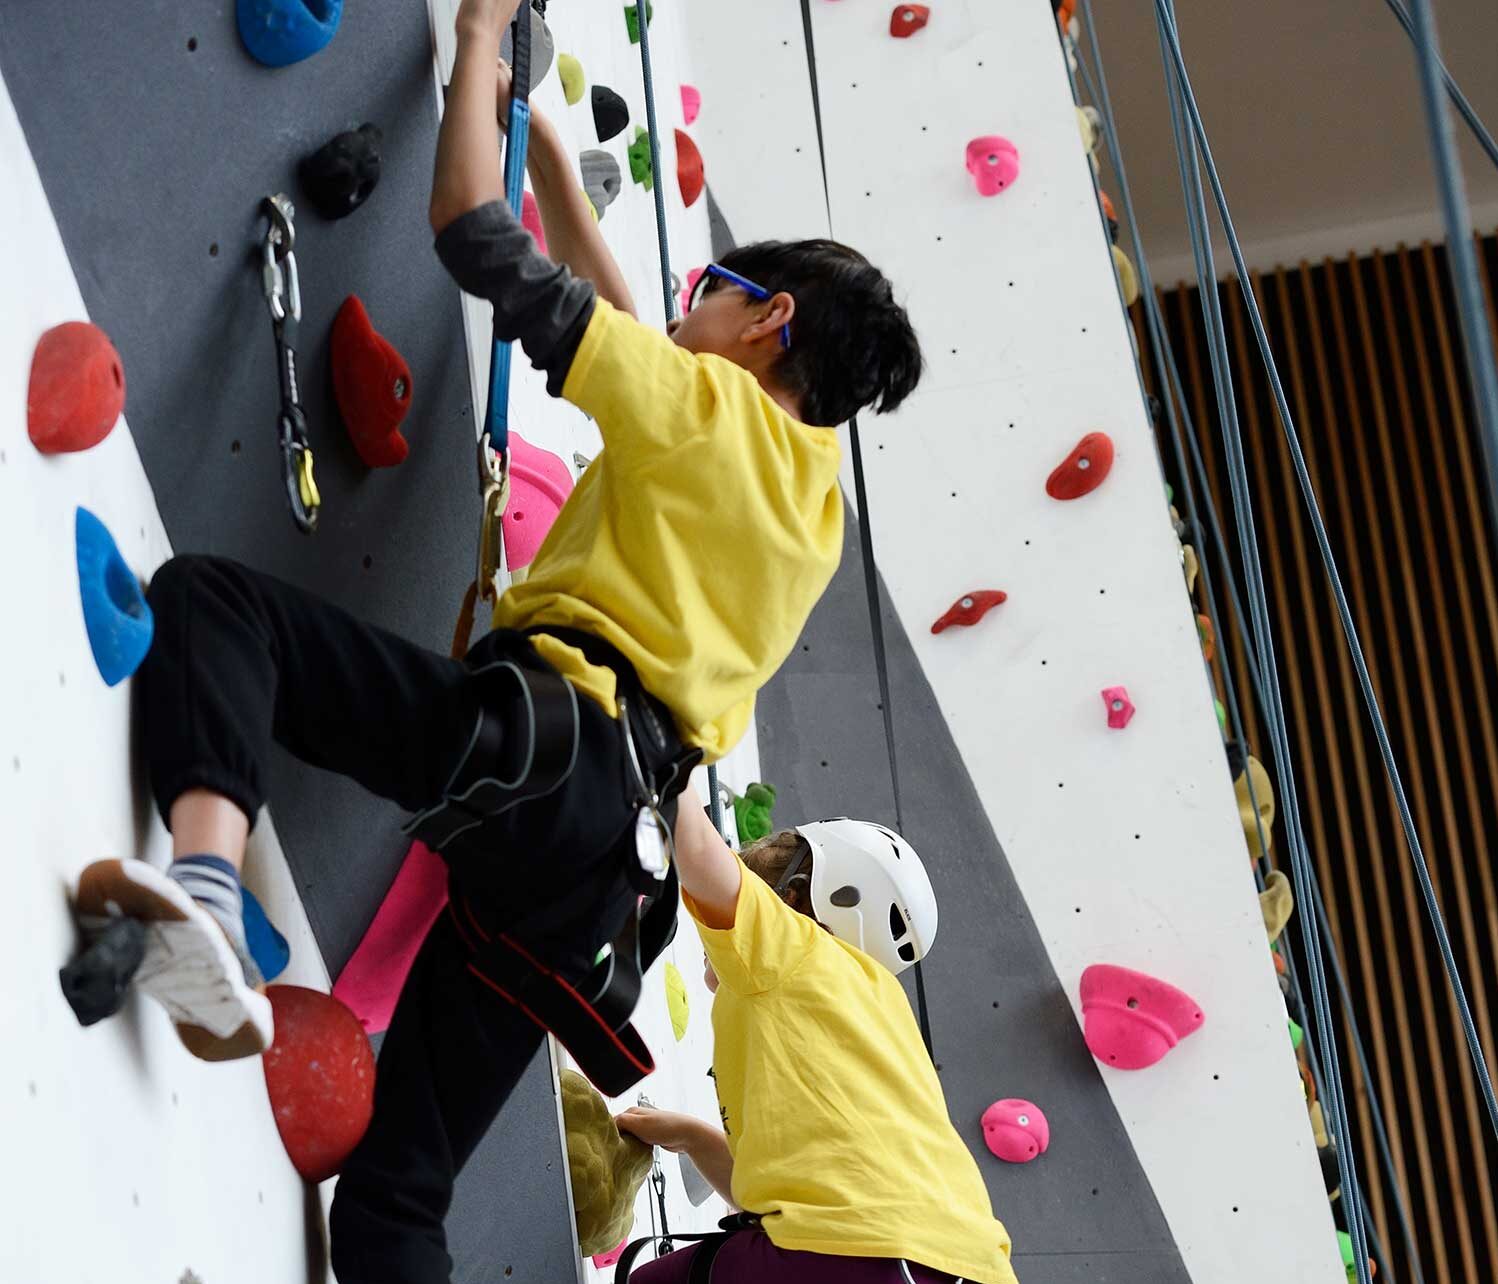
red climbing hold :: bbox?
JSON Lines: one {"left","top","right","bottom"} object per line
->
{"left": 1046, "top": 432, "right": 1114, "bottom": 500}
{"left": 681, "top": 84, "right": 701, "bottom": 125}
{"left": 331, "top": 295, "right": 412, "bottom": 469}
{"left": 965, "top": 136, "right": 1019, "bottom": 196}
{"left": 1197, "top": 613, "right": 1216, "bottom": 662}
{"left": 1101, "top": 686, "right": 1135, "bottom": 729}
{"left": 1080, "top": 964, "right": 1204, "bottom": 1070}
{"left": 932, "top": 590, "right": 1007, "bottom": 635}
{"left": 1099, "top": 190, "right": 1117, "bottom": 222}
{"left": 28, "top": 321, "right": 125, "bottom": 454}
{"left": 890, "top": 4, "right": 930, "bottom": 36}
{"left": 981, "top": 1099, "right": 1049, "bottom": 1163}
{"left": 521, "top": 190, "right": 548, "bottom": 256}
{"left": 676, "top": 129, "right": 704, "bottom": 208}
{"left": 261, "top": 986, "right": 376, "bottom": 1182}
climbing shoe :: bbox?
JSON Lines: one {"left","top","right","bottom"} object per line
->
{"left": 73, "top": 858, "right": 273, "bottom": 1061}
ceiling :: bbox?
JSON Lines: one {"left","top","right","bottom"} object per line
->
{"left": 1085, "top": 0, "right": 1498, "bottom": 287}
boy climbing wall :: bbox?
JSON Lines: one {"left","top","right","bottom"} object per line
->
{"left": 70, "top": 0, "right": 923, "bottom": 1279}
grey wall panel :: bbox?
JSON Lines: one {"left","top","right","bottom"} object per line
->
{"left": 0, "top": 5, "right": 575, "bottom": 1279}
{"left": 755, "top": 509, "right": 1193, "bottom": 1283}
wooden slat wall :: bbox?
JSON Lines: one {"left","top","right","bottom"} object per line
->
{"left": 1132, "top": 234, "right": 1498, "bottom": 1283}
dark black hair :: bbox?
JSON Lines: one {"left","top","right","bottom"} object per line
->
{"left": 711, "top": 239, "right": 923, "bottom": 427}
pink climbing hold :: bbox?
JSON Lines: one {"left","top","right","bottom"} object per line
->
{"left": 1101, "top": 686, "right": 1135, "bottom": 729}
{"left": 965, "top": 136, "right": 1019, "bottom": 197}
{"left": 890, "top": 4, "right": 930, "bottom": 37}
{"left": 982, "top": 1099, "right": 1049, "bottom": 1164}
{"left": 681, "top": 84, "right": 701, "bottom": 125}
{"left": 1080, "top": 964, "right": 1205, "bottom": 1070}
{"left": 681, "top": 265, "right": 706, "bottom": 315}
{"left": 332, "top": 841, "right": 448, "bottom": 1036}
{"left": 504, "top": 432, "right": 576, "bottom": 572}
{"left": 28, "top": 321, "right": 126, "bottom": 454}
{"left": 593, "top": 1240, "right": 629, "bottom": 1269}
{"left": 521, "top": 190, "right": 548, "bottom": 256}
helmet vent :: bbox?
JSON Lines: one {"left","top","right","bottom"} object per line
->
{"left": 898, "top": 942, "right": 917, "bottom": 963}
{"left": 830, "top": 885, "right": 862, "bottom": 908}
{"left": 888, "top": 902, "right": 909, "bottom": 942}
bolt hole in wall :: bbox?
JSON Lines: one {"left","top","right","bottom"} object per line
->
{"left": 230, "top": 439, "right": 240, "bottom": 455}
{"left": 186, "top": 36, "right": 198, "bottom": 52}
{"left": 208, "top": 242, "right": 218, "bottom": 257}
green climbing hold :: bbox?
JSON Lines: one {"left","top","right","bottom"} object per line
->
{"left": 561, "top": 1069, "right": 654, "bottom": 1255}
{"left": 1165, "top": 483, "right": 1175, "bottom": 504}
{"left": 665, "top": 961, "right": 689, "bottom": 1040}
{"left": 558, "top": 52, "right": 585, "bottom": 105}
{"left": 625, "top": 0, "right": 654, "bottom": 43}
{"left": 1288, "top": 1017, "right": 1303, "bottom": 1049}
{"left": 1215, "top": 699, "right": 1227, "bottom": 731}
{"left": 627, "top": 127, "right": 654, "bottom": 190}
{"left": 733, "top": 782, "right": 778, "bottom": 845}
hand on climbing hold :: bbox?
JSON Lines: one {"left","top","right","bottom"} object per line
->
{"left": 614, "top": 1105, "right": 706, "bottom": 1155}
{"left": 931, "top": 590, "right": 1007, "bottom": 634}
{"left": 456, "top": 0, "right": 523, "bottom": 41}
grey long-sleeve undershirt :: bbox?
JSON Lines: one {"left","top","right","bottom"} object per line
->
{"left": 433, "top": 200, "right": 598, "bottom": 397}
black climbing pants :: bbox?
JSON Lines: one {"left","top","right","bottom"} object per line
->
{"left": 140, "top": 555, "right": 675, "bottom": 1283}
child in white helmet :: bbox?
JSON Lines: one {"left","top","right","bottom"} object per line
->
{"left": 614, "top": 800, "right": 1020, "bottom": 1284}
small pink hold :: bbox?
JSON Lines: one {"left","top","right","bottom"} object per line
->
{"left": 1080, "top": 964, "right": 1205, "bottom": 1070}
{"left": 681, "top": 84, "right": 701, "bottom": 125}
{"left": 503, "top": 432, "right": 576, "bottom": 572}
{"left": 681, "top": 265, "right": 706, "bottom": 315}
{"left": 592, "top": 1239, "right": 628, "bottom": 1268}
{"left": 1102, "top": 686, "right": 1135, "bottom": 729}
{"left": 982, "top": 1099, "right": 1049, "bottom": 1164}
{"left": 966, "top": 136, "right": 1019, "bottom": 196}
{"left": 521, "top": 190, "right": 547, "bottom": 256}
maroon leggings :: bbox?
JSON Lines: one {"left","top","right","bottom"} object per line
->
{"left": 630, "top": 1232, "right": 963, "bottom": 1283}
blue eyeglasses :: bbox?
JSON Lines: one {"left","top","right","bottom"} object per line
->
{"left": 688, "top": 263, "right": 793, "bottom": 351}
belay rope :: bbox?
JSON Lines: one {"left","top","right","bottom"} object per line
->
{"left": 452, "top": 0, "right": 542, "bottom": 659}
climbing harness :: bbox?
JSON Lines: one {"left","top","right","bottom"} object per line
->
{"left": 612, "top": 1212, "right": 764, "bottom": 1284}
{"left": 258, "top": 194, "right": 320, "bottom": 533}
{"left": 410, "top": 628, "right": 700, "bottom": 1096}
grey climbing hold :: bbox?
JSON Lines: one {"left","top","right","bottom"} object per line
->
{"left": 678, "top": 1151, "right": 714, "bottom": 1207}
{"left": 580, "top": 149, "right": 623, "bottom": 218}
{"left": 500, "top": 4, "right": 555, "bottom": 88}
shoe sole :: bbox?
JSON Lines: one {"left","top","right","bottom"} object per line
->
{"left": 74, "top": 859, "right": 273, "bottom": 1061}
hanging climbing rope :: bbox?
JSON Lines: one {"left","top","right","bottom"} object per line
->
{"left": 259, "top": 193, "right": 320, "bottom": 533}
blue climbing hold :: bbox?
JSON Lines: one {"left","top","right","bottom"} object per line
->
{"left": 75, "top": 507, "right": 153, "bottom": 688}
{"left": 242, "top": 887, "right": 291, "bottom": 983}
{"left": 237, "top": 0, "right": 342, "bottom": 68}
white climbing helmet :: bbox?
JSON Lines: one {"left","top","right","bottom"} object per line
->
{"left": 783, "top": 819, "right": 939, "bottom": 975}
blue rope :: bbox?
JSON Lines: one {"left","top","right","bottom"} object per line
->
{"left": 1402, "top": 0, "right": 1498, "bottom": 602}
{"left": 1380, "top": 0, "right": 1498, "bottom": 173}
{"left": 630, "top": 0, "right": 724, "bottom": 835}
{"left": 1154, "top": 8, "right": 1374, "bottom": 1279}
{"left": 1153, "top": 0, "right": 1498, "bottom": 1154}
{"left": 1074, "top": 16, "right": 1428, "bottom": 1276}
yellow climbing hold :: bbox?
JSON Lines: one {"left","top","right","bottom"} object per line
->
{"left": 560, "top": 1069, "right": 654, "bottom": 1256}
{"left": 1259, "top": 869, "right": 1293, "bottom": 944}
{"left": 1236, "top": 754, "right": 1275, "bottom": 861}
{"left": 665, "top": 961, "right": 689, "bottom": 1041}
{"left": 1112, "top": 245, "right": 1140, "bottom": 306}
{"left": 558, "top": 53, "right": 585, "bottom": 105}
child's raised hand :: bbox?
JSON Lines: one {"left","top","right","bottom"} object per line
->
{"left": 456, "top": 0, "right": 523, "bottom": 42}
{"left": 615, "top": 1105, "right": 706, "bottom": 1155}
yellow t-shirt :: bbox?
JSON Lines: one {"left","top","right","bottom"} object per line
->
{"left": 685, "top": 860, "right": 1020, "bottom": 1284}
{"left": 491, "top": 299, "right": 844, "bottom": 763}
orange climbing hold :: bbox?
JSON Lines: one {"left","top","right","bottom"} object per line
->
{"left": 1197, "top": 613, "right": 1216, "bottom": 662}
{"left": 676, "top": 129, "right": 704, "bottom": 207}
{"left": 28, "top": 321, "right": 125, "bottom": 454}
{"left": 262, "top": 986, "right": 376, "bottom": 1183}
{"left": 1046, "top": 432, "right": 1114, "bottom": 500}
{"left": 890, "top": 4, "right": 930, "bottom": 36}
{"left": 332, "top": 296, "right": 412, "bottom": 469}
{"left": 931, "top": 590, "right": 1007, "bottom": 634}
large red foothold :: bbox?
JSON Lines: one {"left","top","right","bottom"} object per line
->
{"left": 262, "top": 986, "right": 376, "bottom": 1182}
{"left": 890, "top": 4, "right": 930, "bottom": 36}
{"left": 1080, "top": 964, "right": 1204, "bottom": 1070}
{"left": 28, "top": 321, "right": 125, "bottom": 454}
{"left": 332, "top": 295, "right": 412, "bottom": 469}
{"left": 965, "top": 136, "right": 1019, "bottom": 197}
{"left": 1046, "top": 432, "right": 1114, "bottom": 500}
{"left": 981, "top": 1099, "right": 1049, "bottom": 1163}
{"left": 680, "top": 84, "right": 701, "bottom": 125}
{"left": 1101, "top": 686, "right": 1135, "bottom": 729}
{"left": 932, "top": 590, "right": 1007, "bottom": 635}
{"left": 521, "top": 190, "right": 548, "bottom": 256}
{"left": 504, "top": 432, "right": 576, "bottom": 572}
{"left": 676, "top": 129, "right": 704, "bottom": 208}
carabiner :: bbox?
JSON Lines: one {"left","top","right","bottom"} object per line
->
{"left": 474, "top": 434, "right": 510, "bottom": 601}
{"left": 261, "top": 194, "right": 300, "bottom": 326}
{"left": 261, "top": 194, "right": 319, "bottom": 534}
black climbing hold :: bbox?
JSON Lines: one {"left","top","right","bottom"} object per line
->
{"left": 1224, "top": 739, "right": 1245, "bottom": 780}
{"left": 59, "top": 916, "right": 146, "bottom": 1026}
{"left": 298, "top": 123, "right": 382, "bottom": 221}
{"left": 592, "top": 84, "right": 629, "bottom": 143}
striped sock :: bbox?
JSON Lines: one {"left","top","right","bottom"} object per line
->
{"left": 168, "top": 855, "right": 262, "bottom": 986}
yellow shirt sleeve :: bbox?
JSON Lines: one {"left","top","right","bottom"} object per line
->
{"left": 684, "top": 856, "right": 820, "bottom": 996}
{"left": 561, "top": 298, "right": 742, "bottom": 461}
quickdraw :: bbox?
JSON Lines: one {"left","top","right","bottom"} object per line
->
{"left": 259, "top": 193, "right": 320, "bottom": 533}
